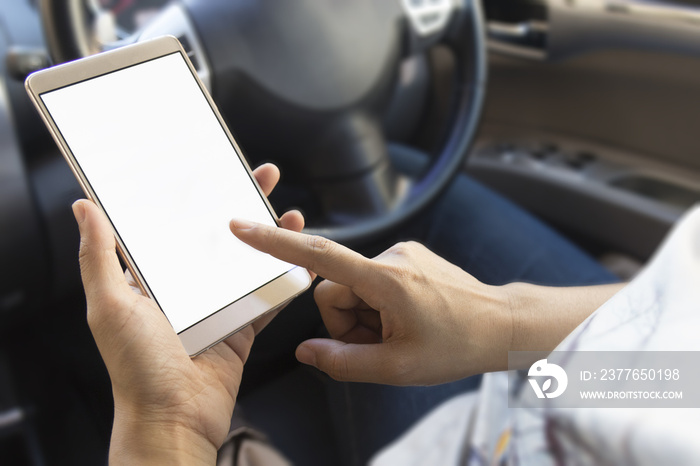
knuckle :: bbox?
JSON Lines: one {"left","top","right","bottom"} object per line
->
{"left": 308, "top": 234, "right": 334, "bottom": 256}
{"left": 77, "top": 237, "right": 92, "bottom": 269}
{"left": 379, "top": 242, "right": 431, "bottom": 288}
{"left": 387, "top": 241, "right": 410, "bottom": 256}
{"left": 388, "top": 241, "right": 421, "bottom": 256}
{"left": 260, "top": 223, "right": 281, "bottom": 246}
{"left": 306, "top": 235, "right": 336, "bottom": 269}
{"left": 77, "top": 237, "right": 112, "bottom": 277}
{"left": 326, "top": 349, "right": 352, "bottom": 382}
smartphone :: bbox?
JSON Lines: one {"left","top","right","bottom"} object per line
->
{"left": 25, "top": 36, "right": 312, "bottom": 356}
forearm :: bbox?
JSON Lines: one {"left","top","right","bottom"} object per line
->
{"left": 502, "top": 282, "right": 625, "bottom": 366}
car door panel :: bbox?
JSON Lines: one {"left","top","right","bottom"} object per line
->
{"left": 469, "top": 0, "right": 700, "bottom": 260}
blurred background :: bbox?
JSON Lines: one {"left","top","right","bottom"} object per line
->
{"left": 1, "top": 0, "right": 700, "bottom": 464}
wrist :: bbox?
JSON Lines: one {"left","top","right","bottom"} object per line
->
{"left": 502, "top": 281, "right": 558, "bottom": 354}
{"left": 457, "top": 281, "right": 514, "bottom": 376}
{"left": 110, "top": 403, "right": 218, "bottom": 466}
{"left": 501, "top": 281, "right": 623, "bottom": 367}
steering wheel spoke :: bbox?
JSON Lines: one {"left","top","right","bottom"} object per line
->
{"left": 134, "top": 3, "right": 213, "bottom": 92}
{"left": 400, "top": 0, "right": 466, "bottom": 56}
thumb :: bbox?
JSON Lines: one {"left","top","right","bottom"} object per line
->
{"left": 296, "top": 339, "right": 412, "bottom": 385}
{"left": 73, "top": 200, "right": 129, "bottom": 304}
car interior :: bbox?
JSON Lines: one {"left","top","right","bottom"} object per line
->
{"left": 1, "top": 0, "right": 700, "bottom": 464}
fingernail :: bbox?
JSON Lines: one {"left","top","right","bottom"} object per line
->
{"left": 72, "top": 201, "right": 86, "bottom": 224}
{"left": 230, "top": 218, "right": 255, "bottom": 230}
{"left": 296, "top": 345, "right": 317, "bottom": 367}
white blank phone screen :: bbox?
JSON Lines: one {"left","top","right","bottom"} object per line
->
{"left": 40, "top": 52, "right": 294, "bottom": 333}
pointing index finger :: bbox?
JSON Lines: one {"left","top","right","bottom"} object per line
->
{"left": 230, "top": 219, "right": 371, "bottom": 287}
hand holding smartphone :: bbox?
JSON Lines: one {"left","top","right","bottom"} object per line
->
{"left": 25, "top": 36, "right": 311, "bottom": 356}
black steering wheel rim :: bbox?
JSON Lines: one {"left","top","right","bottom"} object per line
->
{"left": 39, "top": 0, "right": 487, "bottom": 246}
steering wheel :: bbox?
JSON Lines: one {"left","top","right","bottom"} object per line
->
{"left": 39, "top": 0, "right": 486, "bottom": 245}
